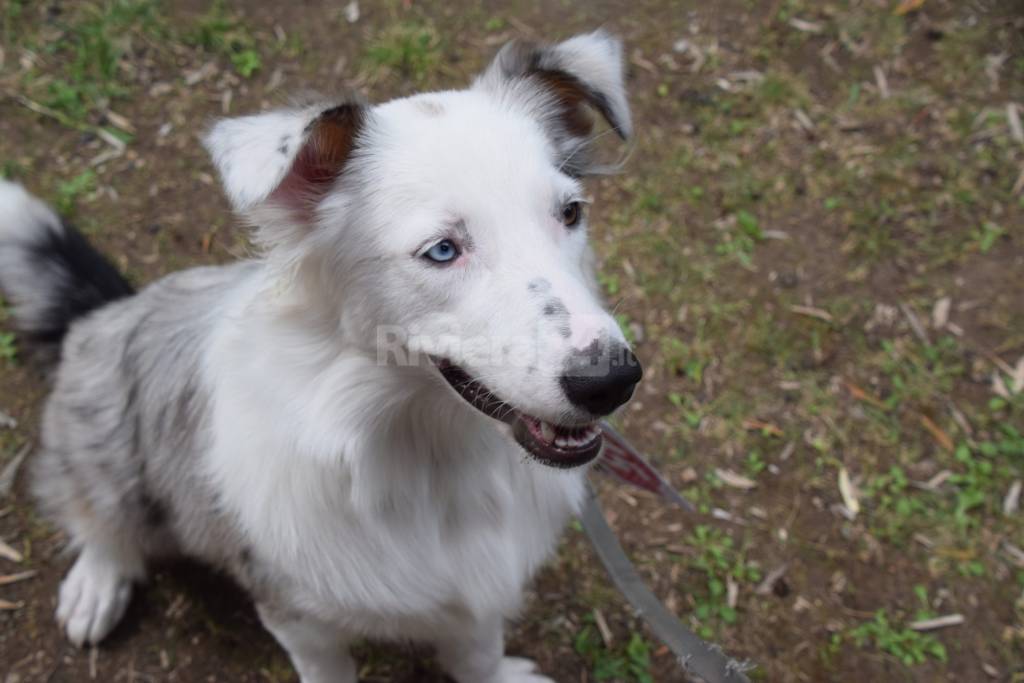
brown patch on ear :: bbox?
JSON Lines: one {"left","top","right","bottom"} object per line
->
{"left": 295, "top": 104, "right": 364, "bottom": 189}
{"left": 504, "top": 40, "right": 624, "bottom": 141}
{"left": 532, "top": 69, "right": 598, "bottom": 138}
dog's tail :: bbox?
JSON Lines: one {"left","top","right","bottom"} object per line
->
{"left": 0, "top": 179, "right": 133, "bottom": 349}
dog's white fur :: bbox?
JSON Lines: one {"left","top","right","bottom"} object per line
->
{"left": 1, "top": 30, "right": 634, "bottom": 683}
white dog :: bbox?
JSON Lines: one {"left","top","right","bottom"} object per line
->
{"left": 0, "top": 30, "right": 641, "bottom": 682}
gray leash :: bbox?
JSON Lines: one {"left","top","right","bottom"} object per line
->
{"left": 580, "top": 480, "right": 753, "bottom": 683}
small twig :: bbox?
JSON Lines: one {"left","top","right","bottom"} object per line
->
{"left": 899, "top": 303, "right": 930, "bottom": 346}
{"left": 1007, "top": 103, "right": 1023, "bottom": 145}
{"left": 0, "top": 538, "right": 23, "bottom": 563}
{"left": 873, "top": 65, "right": 890, "bottom": 99}
{"left": 1004, "top": 480, "right": 1022, "bottom": 516}
{"left": 790, "top": 305, "right": 833, "bottom": 323}
{"left": 919, "top": 414, "right": 954, "bottom": 452}
{"left": 755, "top": 563, "right": 789, "bottom": 596}
{"left": 593, "top": 608, "right": 613, "bottom": 647}
{"left": 1003, "top": 542, "right": 1024, "bottom": 567}
{"left": 9, "top": 93, "right": 125, "bottom": 151}
{"left": 910, "top": 614, "right": 964, "bottom": 631}
{"left": 0, "top": 442, "right": 30, "bottom": 499}
{"left": 0, "top": 569, "right": 37, "bottom": 585}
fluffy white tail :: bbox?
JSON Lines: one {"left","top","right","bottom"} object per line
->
{"left": 0, "top": 180, "right": 133, "bottom": 346}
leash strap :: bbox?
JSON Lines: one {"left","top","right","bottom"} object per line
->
{"left": 580, "top": 481, "right": 752, "bottom": 683}
{"left": 597, "top": 421, "right": 695, "bottom": 511}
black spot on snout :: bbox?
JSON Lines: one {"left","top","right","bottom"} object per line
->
{"left": 543, "top": 298, "right": 568, "bottom": 317}
{"left": 542, "top": 298, "right": 571, "bottom": 338}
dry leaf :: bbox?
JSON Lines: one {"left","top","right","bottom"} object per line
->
{"left": 755, "top": 563, "right": 789, "bottom": 595}
{"left": 0, "top": 569, "right": 37, "bottom": 586}
{"left": 838, "top": 467, "right": 860, "bottom": 516}
{"left": 715, "top": 468, "right": 757, "bottom": 490}
{"left": 993, "top": 371, "right": 1011, "bottom": 399}
{"left": 343, "top": 0, "right": 360, "bottom": 23}
{"left": 932, "top": 297, "right": 951, "bottom": 329}
{"left": 924, "top": 470, "right": 952, "bottom": 491}
{"left": 1004, "top": 542, "right": 1024, "bottom": 567}
{"left": 1004, "top": 480, "right": 1022, "bottom": 516}
{"left": 1008, "top": 103, "right": 1024, "bottom": 145}
{"left": 104, "top": 109, "right": 135, "bottom": 134}
{"left": 874, "top": 65, "right": 890, "bottom": 99}
{"left": 919, "top": 414, "right": 954, "bottom": 452}
{"left": 742, "top": 419, "right": 784, "bottom": 437}
{"left": 894, "top": 0, "right": 926, "bottom": 16}
{"left": 910, "top": 614, "right": 964, "bottom": 631}
{"left": 790, "top": 305, "right": 833, "bottom": 322}
{"left": 794, "top": 108, "right": 814, "bottom": 132}
{"left": 593, "top": 608, "right": 613, "bottom": 647}
{"left": 899, "top": 303, "right": 930, "bottom": 345}
{"left": 844, "top": 381, "right": 887, "bottom": 410}
{"left": 0, "top": 538, "right": 22, "bottom": 563}
{"left": 0, "top": 443, "right": 30, "bottom": 499}
{"left": 789, "top": 18, "right": 824, "bottom": 33}
{"left": 1011, "top": 356, "right": 1024, "bottom": 395}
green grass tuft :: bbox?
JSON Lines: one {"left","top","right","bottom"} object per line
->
{"left": 365, "top": 22, "right": 442, "bottom": 83}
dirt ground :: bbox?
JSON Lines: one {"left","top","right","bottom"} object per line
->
{"left": 1, "top": 1, "right": 1023, "bottom": 681}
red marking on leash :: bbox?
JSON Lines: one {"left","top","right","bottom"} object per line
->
{"left": 596, "top": 422, "right": 694, "bottom": 511}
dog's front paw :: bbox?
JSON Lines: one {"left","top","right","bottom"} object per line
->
{"left": 56, "top": 550, "right": 134, "bottom": 647}
{"left": 493, "top": 657, "right": 556, "bottom": 683}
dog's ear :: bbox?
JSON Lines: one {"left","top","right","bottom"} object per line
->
{"left": 475, "top": 30, "right": 631, "bottom": 173}
{"left": 204, "top": 101, "right": 366, "bottom": 241}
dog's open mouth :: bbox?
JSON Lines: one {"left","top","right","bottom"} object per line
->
{"left": 435, "top": 359, "right": 602, "bottom": 468}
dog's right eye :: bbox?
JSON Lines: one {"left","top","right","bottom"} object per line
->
{"left": 423, "top": 239, "right": 460, "bottom": 264}
{"left": 561, "top": 201, "right": 583, "bottom": 228}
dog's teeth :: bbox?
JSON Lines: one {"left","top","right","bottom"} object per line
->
{"left": 541, "top": 422, "right": 556, "bottom": 442}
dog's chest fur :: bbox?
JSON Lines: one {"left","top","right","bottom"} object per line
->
{"left": 198, "top": 272, "right": 588, "bottom": 634}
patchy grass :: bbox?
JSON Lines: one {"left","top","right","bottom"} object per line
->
{"left": 187, "top": 0, "right": 262, "bottom": 78}
{"left": 574, "top": 624, "right": 655, "bottom": 683}
{"left": 682, "top": 525, "right": 761, "bottom": 639}
{"left": 0, "top": 332, "right": 17, "bottom": 364}
{"left": 834, "top": 609, "right": 948, "bottom": 667}
{"left": 54, "top": 169, "right": 97, "bottom": 217}
{"left": 1, "top": 1, "right": 1022, "bottom": 681}
{"left": 365, "top": 21, "right": 443, "bottom": 83}
{"left": 12, "top": 0, "right": 163, "bottom": 138}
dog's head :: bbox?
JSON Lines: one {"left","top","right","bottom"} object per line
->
{"left": 205, "top": 30, "right": 640, "bottom": 468}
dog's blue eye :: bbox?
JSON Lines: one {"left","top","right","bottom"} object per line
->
{"left": 424, "top": 239, "right": 459, "bottom": 264}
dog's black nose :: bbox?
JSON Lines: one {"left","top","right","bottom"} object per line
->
{"left": 560, "top": 342, "right": 643, "bottom": 416}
